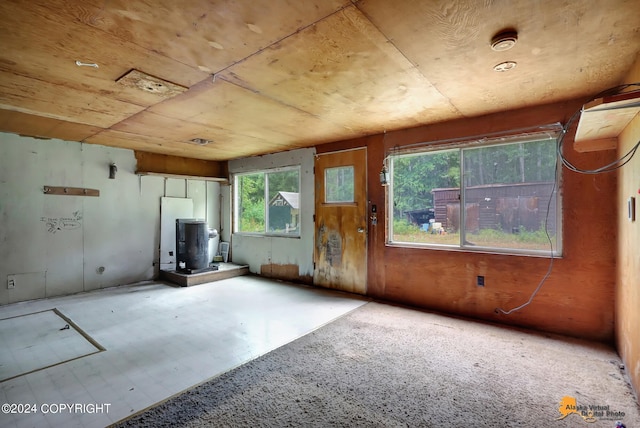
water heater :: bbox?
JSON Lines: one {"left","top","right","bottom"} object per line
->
{"left": 176, "top": 219, "right": 214, "bottom": 273}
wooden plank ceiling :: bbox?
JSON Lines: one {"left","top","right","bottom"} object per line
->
{"left": 0, "top": 0, "right": 639, "bottom": 161}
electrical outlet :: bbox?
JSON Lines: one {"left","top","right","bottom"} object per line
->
{"left": 7, "top": 276, "right": 15, "bottom": 289}
{"left": 477, "top": 275, "right": 485, "bottom": 287}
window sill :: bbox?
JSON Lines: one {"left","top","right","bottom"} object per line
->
{"left": 385, "top": 241, "right": 561, "bottom": 258}
{"left": 233, "top": 232, "right": 301, "bottom": 239}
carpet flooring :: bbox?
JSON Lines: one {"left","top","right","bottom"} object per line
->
{"left": 113, "top": 302, "right": 639, "bottom": 427}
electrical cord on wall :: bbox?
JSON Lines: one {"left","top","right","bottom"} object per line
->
{"left": 495, "top": 155, "right": 558, "bottom": 315}
{"left": 496, "top": 82, "right": 640, "bottom": 315}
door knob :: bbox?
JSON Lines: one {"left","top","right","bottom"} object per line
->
{"left": 357, "top": 227, "right": 365, "bottom": 233}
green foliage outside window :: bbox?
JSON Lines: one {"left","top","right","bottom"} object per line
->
{"left": 390, "top": 137, "right": 561, "bottom": 255}
{"left": 236, "top": 168, "right": 300, "bottom": 235}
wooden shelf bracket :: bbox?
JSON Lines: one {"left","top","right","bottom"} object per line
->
{"left": 43, "top": 186, "right": 100, "bottom": 197}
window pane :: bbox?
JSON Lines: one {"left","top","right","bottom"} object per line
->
{"left": 237, "top": 173, "right": 265, "bottom": 233}
{"left": 325, "top": 166, "right": 354, "bottom": 203}
{"left": 267, "top": 169, "right": 300, "bottom": 235}
{"left": 391, "top": 150, "right": 460, "bottom": 245}
{"left": 461, "top": 139, "right": 558, "bottom": 251}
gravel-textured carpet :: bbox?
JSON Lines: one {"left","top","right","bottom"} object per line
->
{"left": 113, "top": 302, "right": 639, "bottom": 427}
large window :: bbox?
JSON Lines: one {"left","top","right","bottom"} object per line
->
{"left": 389, "top": 134, "right": 561, "bottom": 256}
{"left": 234, "top": 167, "right": 301, "bottom": 236}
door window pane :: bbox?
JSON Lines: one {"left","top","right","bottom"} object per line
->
{"left": 325, "top": 166, "right": 354, "bottom": 203}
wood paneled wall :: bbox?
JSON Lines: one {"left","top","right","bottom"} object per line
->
{"left": 318, "top": 99, "right": 617, "bottom": 343}
{"left": 616, "top": 59, "right": 640, "bottom": 404}
{"left": 135, "top": 151, "right": 227, "bottom": 179}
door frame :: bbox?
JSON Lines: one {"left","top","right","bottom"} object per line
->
{"left": 313, "top": 147, "right": 368, "bottom": 294}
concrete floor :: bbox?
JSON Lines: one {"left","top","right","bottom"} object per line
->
{"left": 0, "top": 276, "right": 368, "bottom": 427}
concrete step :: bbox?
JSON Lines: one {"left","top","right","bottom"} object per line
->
{"left": 160, "top": 263, "right": 250, "bottom": 287}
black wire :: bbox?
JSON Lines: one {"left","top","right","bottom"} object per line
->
{"left": 558, "top": 83, "right": 640, "bottom": 175}
{"left": 497, "top": 82, "right": 640, "bottom": 315}
{"left": 495, "top": 153, "right": 558, "bottom": 315}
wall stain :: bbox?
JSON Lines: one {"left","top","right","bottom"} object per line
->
{"left": 326, "top": 231, "right": 342, "bottom": 267}
{"left": 260, "top": 263, "right": 312, "bottom": 285}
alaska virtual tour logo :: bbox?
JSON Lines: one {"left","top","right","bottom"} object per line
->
{"left": 557, "top": 396, "right": 627, "bottom": 425}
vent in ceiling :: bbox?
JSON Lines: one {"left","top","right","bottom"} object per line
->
{"left": 116, "top": 69, "right": 187, "bottom": 98}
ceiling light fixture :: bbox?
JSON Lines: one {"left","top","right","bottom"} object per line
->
{"left": 189, "top": 138, "right": 213, "bottom": 146}
{"left": 108, "top": 163, "right": 117, "bottom": 179}
{"left": 380, "top": 131, "right": 390, "bottom": 186}
{"left": 493, "top": 61, "right": 517, "bottom": 72}
{"left": 380, "top": 164, "right": 389, "bottom": 186}
{"left": 491, "top": 30, "right": 518, "bottom": 52}
{"left": 75, "top": 60, "right": 99, "bottom": 68}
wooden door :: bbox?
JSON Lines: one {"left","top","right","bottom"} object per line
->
{"left": 314, "top": 148, "right": 367, "bottom": 294}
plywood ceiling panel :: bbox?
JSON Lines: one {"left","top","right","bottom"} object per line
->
{"left": 357, "top": 0, "right": 640, "bottom": 117}
{"left": 149, "top": 79, "right": 356, "bottom": 146}
{"left": 0, "top": 1, "right": 208, "bottom": 88}
{"left": 110, "top": 111, "right": 228, "bottom": 142}
{"left": 0, "top": 71, "right": 144, "bottom": 128}
{"left": 0, "top": 0, "right": 638, "bottom": 160}
{"left": 85, "top": 129, "right": 293, "bottom": 161}
{"left": 80, "top": 0, "right": 350, "bottom": 75}
{"left": 0, "top": 0, "right": 208, "bottom": 126}
{"left": 221, "top": 6, "right": 462, "bottom": 134}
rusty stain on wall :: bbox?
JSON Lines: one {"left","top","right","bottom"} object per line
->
{"left": 260, "top": 263, "right": 313, "bottom": 285}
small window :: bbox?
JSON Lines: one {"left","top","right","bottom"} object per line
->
{"left": 325, "top": 166, "right": 354, "bottom": 203}
{"left": 388, "top": 133, "right": 562, "bottom": 256}
{"left": 234, "top": 167, "right": 300, "bottom": 236}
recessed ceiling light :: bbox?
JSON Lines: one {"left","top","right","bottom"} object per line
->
{"left": 189, "top": 138, "right": 213, "bottom": 146}
{"left": 493, "top": 61, "right": 517, "bottom": 72}
{"left": 491, "top": 30, "right": 518, "bottom": 52}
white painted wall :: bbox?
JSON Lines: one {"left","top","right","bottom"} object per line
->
{"left": 0, "top": 133, "right": 220, "bottom": 305}
{"left": 226, "top": 148, "right": 315, "bottom": 277}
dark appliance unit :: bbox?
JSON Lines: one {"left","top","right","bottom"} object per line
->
{"left": 176, "top": 219, "right": 217, "bottom": 274}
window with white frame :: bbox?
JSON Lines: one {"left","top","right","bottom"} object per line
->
{"left": 388, "top": 132, "right": 562, "bottom": 256}
{"left": 234, "top": 166, "right": 301, "bottom": 236}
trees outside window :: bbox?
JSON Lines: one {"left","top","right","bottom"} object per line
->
{"left": 389, "top": 136, "right": 561, "bottom": 256}
{"left": 235, "top": 167, "right": 300, "bottom": 236}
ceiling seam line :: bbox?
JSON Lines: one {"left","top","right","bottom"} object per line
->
{"left": 353, "top": 5, "right": 465, "bottom": 118}
{"left": 209, "top": 3, "right": 356, "bottom": 78}
{"left": 215, "top": 76, "right": 360, "bottom": 135}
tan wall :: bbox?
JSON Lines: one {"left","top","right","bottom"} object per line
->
{"left": 616, "top": 57, "right": 640, "bottom": 403}
{"left": 319, "top": 99, "right": 617, "bottom": 343}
